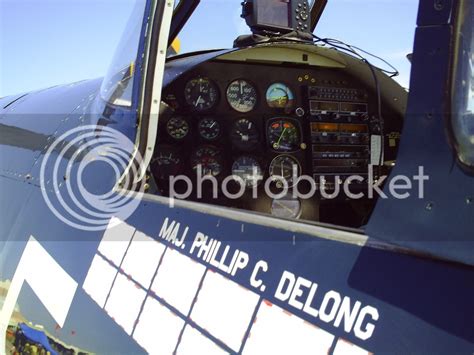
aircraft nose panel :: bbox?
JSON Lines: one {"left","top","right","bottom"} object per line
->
{"left": 0, "top": 80, "right": 102, "bottom": 177}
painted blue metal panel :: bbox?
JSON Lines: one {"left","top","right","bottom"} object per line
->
{"left": 0, "top": 80, "right": 102, "bottom": 176}
{"left": 1, "top": 188, "right": 473, "bottom": 353}
{"left": 367, "top": 6, "right": 474, "bottom": 266}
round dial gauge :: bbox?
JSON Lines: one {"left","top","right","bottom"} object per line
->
{"left": 266, "top": 83, "right": 295, "bottom": 110}
{"left": 230, "top": 118, "right": 259, "bottom": 151}
{"left": 226, "top": 79, "right": 257, "bottom": 113}
{"left": 184, "top": 77, "right": 218, "bottom": 111}
{"left": 267, "top": 119, "right": 301, "bottom": 152}
{"left": 151, "top": 145, "right": 183, "bottom": 180}
{"left": 191, "top": 146, "right": 223, "bottom": 177}
{"left": 232, "top": 156, "right": 263, "bottom": 188}
{"left": 198, "top": 118, "right": 220, "bottom": 140}
{"left": 166, "top": 117, "right": 189, "bottom": 140}
{"left": 269, "top": 154, "right": 301, "bottom": 187}
{"left": 271, "top": 196, "right": 302, "bottom": 219}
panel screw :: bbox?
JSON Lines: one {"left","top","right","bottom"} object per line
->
{"left": 434, "top": 0, "right": 444, "bottom": 11}
{"left": 466, "top": 197, "right": 473, "bottom": 205}
{"left": 425, "top": 202, "right": 434, "bottom": 211}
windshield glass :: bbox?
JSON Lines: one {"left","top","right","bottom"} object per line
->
{"left": 451, "top": 0, "right": 474, "bottom": 168}
{"left": 176, "top": 1, "right": 250, "bottom": 54}
{"left": 100, "top": 0, "right": 147, "bottom": 107}
{"left": 176, "top": 0, "right": 417, "bottom": 88}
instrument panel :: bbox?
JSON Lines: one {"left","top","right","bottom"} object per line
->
{"left": 154, "top": 60, "right": 403, "bottom": 225}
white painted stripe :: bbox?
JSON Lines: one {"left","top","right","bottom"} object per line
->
{"left": 191, "top": 271, "right": 259, "bottom": 352}
{"left": 151, "top": 248, "right": 206, "bottom": 315}
{"left": 133, "top": 296, "right": 184, "bottom": 355}
{"left": 176, "top": 325, "right": 228, "bottom": 355}
{"left": 0, "top": 236, "right": 78, "bottom": 351}
{"left": 104, "top": 273, "right": 146, "bottom": 335}
{"left": 242, "top": 301, "right": 334, "bottom": 355}
{"left": 98, "top": 217, "right": 136, "bottom": 267}
{"left": 333, "top": 338, "right": 372, "bottom": 355}
{"left": 121, "top": 231, "right": 166, "bottom": 288}
{"left": 83, "top": 254, "right": 118, "bottom": 308}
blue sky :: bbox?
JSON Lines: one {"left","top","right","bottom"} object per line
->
{"left": 0, "top": 0, "right": 418, "bottom": 97}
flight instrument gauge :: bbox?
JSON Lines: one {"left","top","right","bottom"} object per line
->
{"left": 267, "top": 118, "right": 301, "bottom": 152}
{"left": 184, "top": 77, "right": 218, "bottom": 111}
{"left": 151, "top": 145, "right": 183, "bottom": 180}
{"left": 230, "top": 118, "right": 259, "bottom": 151}
{"left": 269, "top": 154, "right": 301, "bottom": 187}
{"left": 226, "top": 79, "right": 258, "bottom": 113}
{"left": 271, "top": 196, "right": 302, "bottom": 219}
{"left": 198, "top": 118, "right": 221, "bottom": 140}
{"left": 166, "top": 117, "right": 189, "bottom": 140}
{"left": 266, "top": 83, "right": 295, "bottom": 110}
{"left": 191, "top": 146, "right": 223, "bottom": 177}
{"left": 232, "top": 156, "right": 263, "bottom": 188}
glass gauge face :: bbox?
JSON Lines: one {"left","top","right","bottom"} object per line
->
{"left": 226, "top": 79, "right": 258, "bottom": 113}
{"left": 266, "top": 83, "right": 295, "bottom": 109}
{"left": 166, "top": 117, "right": 189, "bottom": 140}
{"left": 271, "top": 196, "right": 302, "bottom": 219}
{"left": 232, "top": 156, "right": 263, "bottom": 188}
{"left": 230, "top": 118, "right": 259, "bottom": 151}
{"left": 151, "top": 145, "right": 182, "bottom": 180}
{"left": 267, "top": 119, "right": 301, "bottom": 152}
{"left": 198, "top": 118, "right": 220, "bottom": 140}
{"left": 184, "top": 77, "right": 218, "bottom": 111}
{"left": 269, "top": 154, "right": 301, "bottom": 187}
{"left": 191, "top": 146, "right": 223, "bottom": 177}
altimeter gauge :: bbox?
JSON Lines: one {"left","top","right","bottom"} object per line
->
{"left": 226, "top": 79, "right": 258, "bottom": 113}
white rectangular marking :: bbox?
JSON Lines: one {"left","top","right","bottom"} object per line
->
{"left": 151, "top": 248, "right": 206, "bottom": 315}
{"left": 242, "top": 300, "right": 334, "bottom": 355}
{"left": 83, "top": 254, "right": 117, "bottom": 308}
{"left": 98, "top": 217, "right": 136, "bottom": 267}
{"left": 133, "top": 296, "right": 184, "bottom": 354}
{"left": 104, "top": 273, "right": 146, "bottom": 335}
{"left": 176, "top": 325, "right": 228, "bottom": 355}
{"left": 0, "top": 237, "right": 78, "bottom": 351}
{"left": 121, "top": 231, "right": 166, "bottom": 288}
{"left": 191, "top": 271, "right": 259, "bottom": 352}
{"left": 333, "top": 338, "right": 372, "bottom": 355}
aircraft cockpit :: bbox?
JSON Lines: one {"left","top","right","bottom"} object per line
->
{"left": 144, "top": 0, "right": 407, "bottom": 228}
